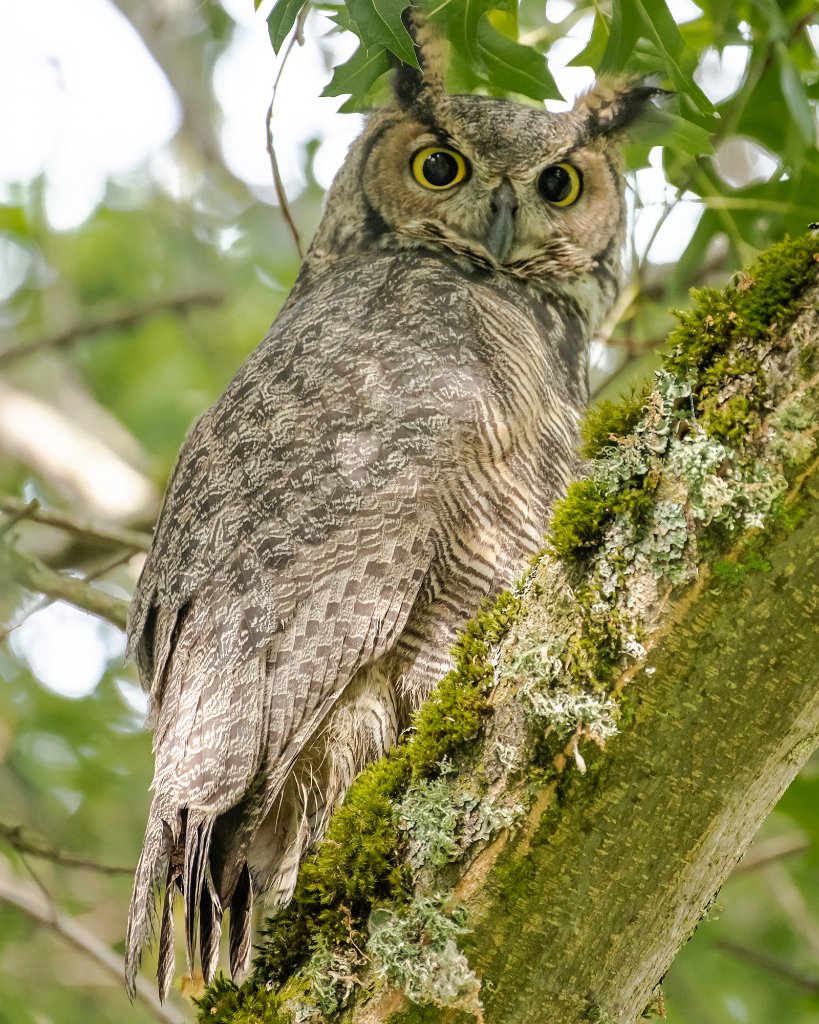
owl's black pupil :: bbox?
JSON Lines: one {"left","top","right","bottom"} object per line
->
{"left": 539, "top": 165, "right": 572, "bottom": 202}
{"left": 423, "top": 151, "right": 458, "bottom": 187}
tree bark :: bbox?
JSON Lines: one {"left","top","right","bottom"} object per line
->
{"left": 462, "top": 471, "right": 818, "bottom": 1022}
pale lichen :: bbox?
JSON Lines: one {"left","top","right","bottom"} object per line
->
{"left": 366, "top": 896, "right": 480, "bottom": 1010}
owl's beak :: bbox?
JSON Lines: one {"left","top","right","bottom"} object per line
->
{"left": 486, "top": 182, "right": 518, "bottom": 264}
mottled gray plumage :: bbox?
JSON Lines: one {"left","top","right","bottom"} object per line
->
{"left": 125, "top": 20, "right": 661, "bottom": 1000}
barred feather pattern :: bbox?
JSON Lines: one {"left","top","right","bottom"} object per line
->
{"left": 123, "top": 61, "right": 655, "bottom": 998}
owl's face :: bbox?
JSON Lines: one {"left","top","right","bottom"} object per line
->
{"left": 304, "top": 29, "right": 662, "bottom": 300}
{"left": 360, "top": 91, "right": 633, "bottom": 282}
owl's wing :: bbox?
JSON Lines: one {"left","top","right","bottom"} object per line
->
{"left": 125, "top": 281, "right": 452, "bottom": 997}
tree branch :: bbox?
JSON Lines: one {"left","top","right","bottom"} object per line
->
{"left": 200, "top": 236, "right": 819, "bottom": 1024}
{"left": 0, "top": 496, "right": 151, "bottom": 553}
{"left": 0, "top": 821, "right": 131, "bottom": 875}
{"left": 0, "top": 288, "right": 224, "bottom": 369}
{"left": 1, "top": 544, "right": 130, "bottom": 631}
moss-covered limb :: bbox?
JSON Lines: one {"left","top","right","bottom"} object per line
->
{"left": 200, "top": 233, "right": 819, "bottom": 1024}
{"left": 462, "top": 463, "right": 819, "bottom": 1024}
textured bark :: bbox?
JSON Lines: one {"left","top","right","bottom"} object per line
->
{"left": 464, "top": 468, "right": 819, "bottom": 1023}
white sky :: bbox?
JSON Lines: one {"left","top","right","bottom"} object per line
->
{"left": 0, "top": 0, "right": 778, "bottom": 700}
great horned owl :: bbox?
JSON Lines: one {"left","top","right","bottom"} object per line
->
{"left": 124, "top": 18, "right": 662, "bottom": 1000}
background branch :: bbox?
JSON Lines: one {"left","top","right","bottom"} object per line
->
{"left": 1, "top": 545, "right": 130, "bottom": 631}
{"left": 0, "top": 821, "right": 132, "bottom": 875}
{"left": 265, "top": 4, "right": 309, "bottom": 260}
{"left": 0, "top": 496, "right": 152, "bottom": 553}
{"left": 0, "top": 289, "right": 225, "bottom": 369}
{"left": 0, "top": 874, "right": 181, "bottom": 1023}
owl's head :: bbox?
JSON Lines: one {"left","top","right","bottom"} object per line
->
{"left": 305, "top": 18, "right": 665, "bottom": 296}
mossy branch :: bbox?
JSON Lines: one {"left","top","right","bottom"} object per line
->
{"left": 196, "top": 232, "right": 819, "bottom": 1024}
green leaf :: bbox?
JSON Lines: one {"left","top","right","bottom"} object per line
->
{"left": 424, "top": 0, "right": 502, "bottom": 61}
{"left": 322, "top": 41, "right": 392, "bottom": 98}
{"left": 599, "top": 0, "right": 640, "bottom": 74}
{"left": 266, "top": 0, "right": 306, "bottom": 52}
{"left": 601, "top": 0, "right": 714, "bottom": 114}
{"left": 568, "top": 10, "right": 610, "bottom": 69}
{"left": 476, "top": 17, "right": 559, "bottom": 100}
{"left": 647, "top": 109, "right": 715, "bottom": 156}
{"left": 346, "top": 0, "right": 418, "bottom": 65}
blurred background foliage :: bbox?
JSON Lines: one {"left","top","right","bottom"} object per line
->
{"left": 0, "top": 0, "right": 816, "bottom": 1021}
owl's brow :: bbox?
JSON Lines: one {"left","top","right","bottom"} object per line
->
{"left": 416, "top": 127, "right": 459, "bottom": 149}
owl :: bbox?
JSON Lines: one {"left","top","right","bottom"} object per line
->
{"left": 124, "top": 17, "right": 662, "bottom": 1001}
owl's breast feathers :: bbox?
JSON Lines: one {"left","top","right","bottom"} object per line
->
{"left": 125, "top": 249, "right": 586, "bottom": 998}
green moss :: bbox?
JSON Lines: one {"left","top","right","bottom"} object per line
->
{"left": 548, "top": 478, "right": 611, "bottom": 558}
{"left": 663, "top": 232, "right": 819, "bottom": 443}
{"left": 253, "top": 752, "right": 413, "bottom": 987}
{"left": 195, "top": 975, "right": 288, "bottom": 1024}
{"left": 580, "top": 384, "right": 651, "bottom": 460}
{"left": 386, "top": 1005, "right": 477, "bottom": 1024}
{"left": 566, "top": 587, "right": 629, "bottom": 692}
{"left": 548, "top": 477, "right": 655, "bottom": 562}
{"left": 798, "top": 340, "right": 818, "bottom": 379}
{"left": 712, "top": 548, "right": 772, "bottom": 586}
{"left": 410, "top": 590, "right": 521, "bottom": 776}
{"left": 487, "top": 840, "right": 538, "bottom": 902}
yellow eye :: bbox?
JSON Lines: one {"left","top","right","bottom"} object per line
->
{"left": 411, "top": 147, "right": 470, "bottom": 191}
{"left": 537, "top": 162, "right": 582, "bottom": 207}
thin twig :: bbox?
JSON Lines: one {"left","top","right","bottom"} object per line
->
{"left": 0, "top": 288, "right": 224, "bottom": 369}
{"left": 0, "top": 821, "right": 132, "bottom": 875}
{"left": 0, "top": 496, "right": 151, "bottom": 553}
{"left": 732, "top": 833, "right": 811, "bottom": 875}
{"left": 0, "top": 874, "right": 180, "bottom": 1023}
{"left": 1, "top": 545, "right": 130, "bottom": 632}
{"left": 265, "top": 3, "right": 310, "bottom": 259}
{"left": 719, "top": 939, "right": 819, "bottom": 993}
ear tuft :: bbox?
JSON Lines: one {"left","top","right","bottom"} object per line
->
{"left": 575, "top": 77, "right": 673, "bottom": 137}
{"left": 392, "top": 9, "right": 445, "bottom": 110}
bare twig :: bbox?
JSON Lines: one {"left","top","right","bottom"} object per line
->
{"left": 1, "top": 544, "right": 130, "bottom": 632}
{"left": 719, "top": 939, "right": 819, "bottom": 993}
{"left": 0, "top": 495, "right": 151, "bottom": 553}
{"left": 265, "top": 3, "right": 309, "bottom": 259}
{"left": 732, "top": 833, "right": 811, "bottom": 875}
{"left": 0, "top": 821, "right": 131, "bottom": 875}
{"left": 0, "top": 874, "right": 180, "bottom": 1023}
{"left": 0, "top": 288, "right": 224, "bottom": 369}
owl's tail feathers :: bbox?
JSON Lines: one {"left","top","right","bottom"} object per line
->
{"left": 229, "top": 863, "right": 253, "bottom": 980}
{"left": 125, "top": 803, "right": 228, "bottom": 1002}
{"left": 125, "top": 805, "right": 172, "bottom": 1002}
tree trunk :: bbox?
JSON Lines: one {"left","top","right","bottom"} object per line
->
{"left": 431, "top": 471, "right": 818, "bottom": 1023}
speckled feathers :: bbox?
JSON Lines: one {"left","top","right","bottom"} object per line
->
{"left": 125, "top": 17, "right": 661, "bottom": 1001}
